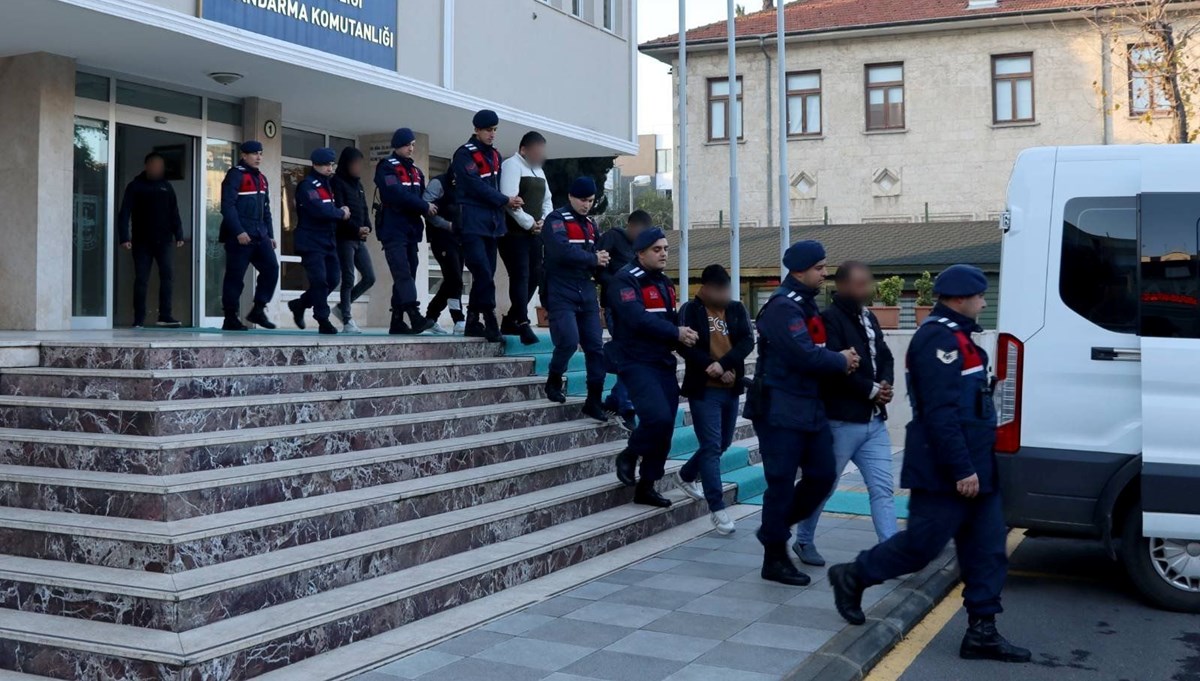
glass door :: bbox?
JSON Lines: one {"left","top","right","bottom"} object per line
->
{"left": 201, "top": 139, "right": 240, "bottom": 326}
{"left": 72, "top": 117, "right": 111, "bottom": 328}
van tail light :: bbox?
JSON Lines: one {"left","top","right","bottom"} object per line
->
{"left": 994, "top": 333, "right": 1023, "bottom": 454}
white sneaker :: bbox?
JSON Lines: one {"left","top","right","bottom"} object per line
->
{"left": 428, "top": 323, "right": 450, "bottom": 335}
{"left": 711, "top": 510, "right": 736, "bottom": 535}
{"left": 452, "top": 321, "right": 467, "bottom": 336}
{"left": 674, "top": 470, "right": 705, "bottom": 502}
{"left": 342, "top": 319, "right": 363, "bottom": 334}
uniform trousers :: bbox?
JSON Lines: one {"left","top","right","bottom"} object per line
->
{"left": 297, "top": 248, "right": 341, "bottom": 322}
{"left": 379, "top": 230, "right": 420, "bottom": 312}
{"left": 462, "top": 233, "right": 499, "bottom": 313}
{"left": 222, "top": 238, "right": 278, "bottom": 313}
{"left": 620, "top": 364, "right": 680, "bottom": 482}
{"left": 754, "top": 422, "right": 837, "bottom": 547}
{"left": 546, "top": 281, "right": 605, "bottom": 385}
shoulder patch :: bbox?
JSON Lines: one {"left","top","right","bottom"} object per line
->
{"left": 620, "top": 288, "right": 637, "bottom": 303}
{"left": 936, "top": 348, "right": 959, "bottom": 364}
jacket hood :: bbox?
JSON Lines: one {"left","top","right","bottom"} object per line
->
{"left": 335, "top": 147, "right": 364, "bottom": 180}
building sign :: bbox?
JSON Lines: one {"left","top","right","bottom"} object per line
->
{"left": 203, "top": 0, "right": 396, "bottom": 70}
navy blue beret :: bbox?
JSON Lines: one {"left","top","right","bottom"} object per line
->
{"left": 391, "top": 128, "right": 415, "bottom": 148}
{"left": 310, "top": 147, "right": 337, "bottom": 165}
{"left": 633, "top": 227, "right": 667, "bottom": 252}
{"left": 782, "top": 240, "right": 826, "bottom": 273}
{"left": 473, "top": 109, "right": 499, "bottom": 129}
{"left": 569, "top": 177, "right": 597, "bottom": 199}
{"left": 933, "top": 264, "right": 988, "bottom": 297}
{"left": 240, "top": 140, "right": 263, "bottom": 154}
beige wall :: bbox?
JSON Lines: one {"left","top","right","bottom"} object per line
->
{"left": 671, "top": 19, "right": 1178, "bottom": 230}
{"left": 616, "top": 134, "right": 657, "bottom": 177}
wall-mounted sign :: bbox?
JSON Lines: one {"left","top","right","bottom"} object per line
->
{"left": 203, "top": 0, "right": 396, "bottom": 70}
{"left": 264, "top": 120, "right": 278, "bottom": 139}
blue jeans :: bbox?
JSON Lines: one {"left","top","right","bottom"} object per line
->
{"left": 794, "top": 416, "right": 898, "bottom": 545}
{"left": 681, "top": 387, "right": 739, "bottom": 512}
{"left": 603, "top": 308, "right": 634, "bottom": 413}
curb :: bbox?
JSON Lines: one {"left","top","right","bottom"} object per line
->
{"left": 783, "top": 548, "right": 961, "bottom": 681}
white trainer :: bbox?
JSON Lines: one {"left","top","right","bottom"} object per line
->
{"left": 711, "top": 509, "right": 736, "bottom": 535}
{"left": 674, "top": 470, "right": 705, "bottom": 502}
{"left": 342, "top": 320, "right": 363, "bottom": 334}
{"left": 428, "top": 323, "right": 450, "bottom": 335}
{"left": 452, "top": 321, "right": 467, "bottom": 336}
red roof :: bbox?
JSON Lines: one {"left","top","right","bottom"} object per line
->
{"left": 640, "top": 0, "right": 1106, "bottom": 49}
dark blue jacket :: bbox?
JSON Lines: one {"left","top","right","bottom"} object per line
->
{"left": 902, "top": 304, "right": 998, "bottom": 494}
{"left": 293, "top": 171, "right": 344, "bottom": 254}
{"left": 219, "top": 164, "right": 273, "bottom": 243}
{"left": 374, "top": 154, "right": 429, "bottom": 240}
{"left": 750, "top": 278, "right": 849, "bottom": 431}
{"left": 607, "top": 263, "right": 679, "bottom": 370}
{"left": 451, "top": 136, "right": 509, "bottom": 237}
{"left": 542, "top": 206, "right": 600, "bottom": 285}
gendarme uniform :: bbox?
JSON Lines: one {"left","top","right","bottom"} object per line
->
{"left": 374, "top": 127, "right": 435, "bottom": 335}
{"left": 829, "top": 264, "right": 1031, "bottom": 665}
{"left": 287, "top": 147, "right": 345, "bottom": 334}
{"left": 219, "top": 140, "right": 279, "bottom": 330}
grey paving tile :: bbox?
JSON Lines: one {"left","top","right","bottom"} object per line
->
{"left": 668, "top": 559, "right": 756, "bottom": 582}
{"left": 693, "top": 641, "right": 808, "bottom": 675}
{"left": 414, "top": 657, "right": 544, "bottom": 681}
{"left": 525, "top": 617, "right": 636, "bottom": 649}
{"left": 728, "top": 622, "right": 835, "bottom": 652}
{"left": 564, "top": 601, "right": 673, "bottom": 628}
{"left": 759, "top": 604, "right": 849, "bottom": 632}
{"left": 569, "top": 581, "right": 628, "bottom": 600}
{"left": 709, "top": 580, "right": 801, "bottom": 604}
{"left": 712, "top": 540, "right": 765, "bottom": 556}
{"left": 472, "top": 637, "right": 595, "bottom": 672}
{"left": 598, "top": 569, "right": 655, "bottom": 586}
{"left": 678, "top": 595, "right": 777, "bottom": 621}
{"left": 430, "top": 629, "right": 512, "bottom": 656}
{"left": 636, "top": 573, "right": 728, "bottom": 595}
{"left": 685, "top": 537, "right": 739, "bottom": 550}
{"left": 642, "top": 611, "right": 751, "bottom": 641}
{"left": 603, "top": 585, "right": 697, "bottom": 610}
{"left": 374, "top": 650, "right": 461, "bottom": 679}
{"left": 561, "top": 651, "right": 686, "bottom": 681}
{"left": 657, "top": 546, "right": 714, "bottom": 562}
{"left": 662, "top": 664, "right": 778, "bottom": 681}
{"left": 542, "top": 674, "right": 606, "bottom": 681}
{"left": 785, "top": 588, "right": 839, "bottom": 610}
{"left": 483, "top": 612, "right": 557, "bottom": 636}
{"left": 351, "top": 673, "right": 403, "bottom": 681}
{"left": 605, "top": 630, "right": 721, "bottom": 663}
{"left": 689, "top": 550, "right": 762, "bottom": 568}
{"left": 526, "top": 596, "right": 592, "bottom": 617}
{"left": 633, "top": 557, "right": 684, "bottom": 572}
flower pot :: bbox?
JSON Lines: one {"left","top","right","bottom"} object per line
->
{"left": 535, "top": 306, "right": 548, "bottom": 327}
{"left": 872, "top": 305, "right": 901, "bottom": 330}
{"left": 914, "top": 305, "right": 935, "bottom": 327}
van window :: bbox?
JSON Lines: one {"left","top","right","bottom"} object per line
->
{"left": 1060, "top": 197, "right": 1138, "bottom": 334}
{"left": 1138, "top": 193, "right": 1200, "bottom": 339}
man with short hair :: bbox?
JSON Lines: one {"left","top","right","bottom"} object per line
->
{"left": 499, "top": 131, "right": 554, "bottom": 345}
{"left": 330, "top": 146, "right": 375, "bottom": 334}
{"left": 287, "top": 147, "right": 350, "bottom": 335}
{"left": 118, "top": 151, "right": 184, "bottom": 328}
{"left": 597, "top": 210, "right": 652, "bottom": 428}
{"left": 375, "top": 128, "right": 437, "bottom": 335}
{"left": 219, "top": 140, "right": 279, "bottom": 331}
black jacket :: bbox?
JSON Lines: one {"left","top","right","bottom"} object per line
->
{"left": 331, "top": 148, "right": 371, "bottom": 242}
{"left": 821, "top": 293, "right": 895, "bottom": 423}
{"left": 679, "top": 297, "right": 755, "bottom": 399}
{"left": 117, "top": 172, "right": 182, "bottom": 244}
{"left": 596, "top": 227, "right": 637, "bottom": 308}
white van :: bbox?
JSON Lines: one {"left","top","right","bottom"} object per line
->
{"left": 997, "top": 144, "right": 1200, "bottom": 613}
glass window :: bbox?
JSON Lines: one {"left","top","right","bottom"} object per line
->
{"left": 330, "top": 136, "right": 356, "bottom": 154}
{"left": 207, "top": 99, "right": 243, "bottom": 127}
{"left": 707, "top": 77, "right": 744, "bottom": 141}
{"left": 1129, "top": 44, "right": 1172, "bottom": 115}
{"left": 993, "top": 54, "right": 1034, "bottom": 123}
{"left": 572, "top": 0, "right": 582, "bottom": 16}
{"left": 603, "top": 0, "right": 615, "bottom": 29}
{"left": 1138, "top": 193, "right": 1200, "bottom": 338}
{"left": 1059, "top": 196, "right": 1138, "bottom": 333}
{"left": 282, "top": 127, "right": 325, "bottom": 160}
{"left": 75, "top": 72, "right": 110, "bottom": 102}
{"left": 116, "top": 81, "right": 202, "bottom": 118}
{"left": 865, "top": 63, "right": 904, "bottom": 130}
{"left": 655, "top": 148, "right": 672, "bottom": 173}
{"left": 205, "top": 139, "right": 240, "bottom": 317}
{"left": 786, "top": 71, "right": 821, "bottom": 136}
{"left": 72, "top": 118, "right": 110, "bottom": 317}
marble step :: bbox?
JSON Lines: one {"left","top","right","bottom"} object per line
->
{"left": 0, "top": 398, "right": 589, "bottom": 475}
{"left": 38, "top": 336, "right": 499, "bottom": 370}
{"left": 0, "top": 376, "right": 547, "bottom": 436}
{"left": 0, "top": 356, "right": 534, "bottom": 400}
{"left": 0, "top": 480, "right": 730, "bottom": 680}
{"left": 0, "top": 420, "right": 624, "bottom": 520}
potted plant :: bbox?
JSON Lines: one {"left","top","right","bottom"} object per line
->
{"left": 914, "top": 271, "right": 935, "bottom": 326}
{"left": 873, "top": 275, "right": 904, "bottom": 330}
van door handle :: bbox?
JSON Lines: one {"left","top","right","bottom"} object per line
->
{"left": 1091, "top": 347, "right": 1142, "bottom": 362}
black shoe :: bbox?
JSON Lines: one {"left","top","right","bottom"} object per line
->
{"left": 287, "top": 300, "right": 306, "bottom": 330}
{"left": 960, "top": 618, "right": 1032, "bottom": 663}
{"left": 222, "top": 314, "right": 248, "bottom": 332}
{"left": 634, "top": 480, "right": 672, "bottom": 508}
{"left": 247, "top": 305, "right": 276, "bottom": 330}
{"left": 500, "top": 315, "right": 520, "bottom": 336}
{"left": 389, "top": 310, "right": 411, "bottom": 335}
{"left": 517, "top": 323, "right": 539, "bottom": 346}
{"left": 615, "top": 449, "right": 637, "bottom": 486}
{"left": 582, "top": 384, "right": 609, "bottom": 422}
{"left": 464, "top": 320, "right": 487, "bottom": 338}
{"left": 317, "top": 320, "right": 338, "bottom": 335}
{"left": 620, "top": 410, "right": 637, "bottom": 430}
{"left": 406, "top": 308, "right": 436, "bottom": 334}
{"left": 482, "top": 313, "right": 503, "bottom": 343}
{"left": 132, "top": 319, "right": 146, "bottom": 330}
{"left": 829, "top": 563, "right": 867, "bottom": 625}
{"left": 761, "top": 546, "right": 811, "bottom": 587}
{"left": 546, "top": 374, "right": 568, "bottom": 404}
{"left": 156, "top": 316, "right": 182, "bottom": 328}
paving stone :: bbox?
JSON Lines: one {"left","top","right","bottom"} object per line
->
{"left": 758, "top": 604, "right": 849, "bottom": 632}
{"left": 414, "top": 657, "right": 545, "bottom": 681}
{"left": 472, "top": 636, "right": 595, "bottom": 672}
{"left": 603, "top": 585, "right": 697, "bottom": 611}
{"left": 597, "top": 569, "right": 655, "bottom": 586}
{"left": 483, "top": 613, "right": 557, "bottom": 636}
{"left": 569, "top": 581, "right": 628, "bottom": 600}
{"left": 728, "top": 622, "right": 834, "bottom": 652}
{"left": 525, "top": 596, "right": 592, "bottom": 617}
{"left": 542, "top": 674, "right": 606, "bottom": 681}
{"left": 785, "top": 589, "right": 840, "bottom": 610}
{"left": 709, "top": 580, "right": 801, "bottom": 604}
{"left": 657, "top": 547, "right": 714, "bottom": 562}
{"left": 668, "top": 560, "right": 756, "bottom": 582}
{"left": 685, "top": 537, "right": 738, "bottom": 550}
{"left": 632, "top": 557, "right": 684, "bottom": 572}
{"left": 636, "top": 573, "right": 728, "bottom": 595}
{"left": 662, "top": 664, "right": 778, "bottom": 681}
{"left": 524, "top": 617, "right": 636, "bottom": 649}
{"left": 429, "top": 629, "right": 512, "bottom": 657}
{"left": 642, "top": 612, "right": 751, "bottom": 641}
{"left": 678, "top": 594, "right": 777, "bottom": 622}
{"left": 692, "top": 641, "right": 807, "bottom": 675}
{"left": 561, "top": 651, "right": 686, "bottom": 681}
{"left": 564, "top": 601, "right": 673, "bottom": 628}
{"left": 688, "top": 550, "right": 762, "bottom": 568}
{"left": 604, "top": 630, "right": 721, "bottom": 663}
{"left": 374, "top": 650, "right": 461, "bottom": 679}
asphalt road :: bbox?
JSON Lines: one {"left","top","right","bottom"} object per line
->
{"left": 895, "top": 535, "right": 1200, "bottom": 681}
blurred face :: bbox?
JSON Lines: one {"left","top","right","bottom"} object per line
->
{"left": 637, "top": 239, "right": 670, "bottom": 272}
{"left": 241, "top": 151, "right": 263, "bottom": 169}
{"left": 948, "top": 293, "right": 988, "bottom": 321}
{"left": 700, "top": 283, "right": 732, "bottom": 309}
{"left": 144, "top": 157, "right": 165, "bottom": 181}
{"left": 522, "top": 142, "right": 546, "bottom": 166}
{"left": 838, "top": 266, "right": 875, "bottom": 306}
{"left": 625, "top": 222, "right": 646, "bottom": 243}
{"left": 396, "top": 142, "right": 415, "bottom": 159}
{"left": 793, "top": 259, "right": 828, "bottom": 289}
{"left": 569, "top": 194, "right": 595, "bottom": 215}
{"left": 313, "top": 162, "right": 335, "bottom": 177}
{"left": 347, "top": 157, "right": 364, "bottom": 179}
{"left": 475, "top": 126, "right": 498, "bottom": 146}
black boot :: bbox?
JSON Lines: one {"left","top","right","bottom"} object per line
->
{"left": 517, "top": 323, "right": 539, "bottom": 346}
{"left": 246, "top": 304, "right": 276, "bottom": 329}
{"left": 614, "top": 449, "right": 637, "bottom": 486}
{"left": 634, "top": 478, "right": 672, "bottom": 508}
{"left": 287, "top": 299, "right": 306, "bottom": 330}
{"left": 582, "top": 384, "right": 609, "bottom": 422}
{"left": 389, "top": 309, "right": 411, "bottom": 335}
{"left": 960, "top": 617, "right": 1032, "bottom": 663}
{"left": 546, "top": 374, "right": 567, "bottom": 404}
{"left": 464, "top": 312, "right": 486, "bottom": 338}
{"left": 761, "top": 544, "right": 811, "bottom": 587}
{"left": 406, "top": 307, "right": 436, "bottom": 334}
{"left": 317, "top": 319, "right": 338, "bottom": 335}
{"left": 829, "top": 563, "right": 867, "bottom": 624}
{"left": 482, "top": 312, "right": 503, "bottom": 343}
{"left": 500, "top": 314, "right": 520, "bottom": 336}
{"left": 222, "top": 311, "right": 248, "bottom": 332}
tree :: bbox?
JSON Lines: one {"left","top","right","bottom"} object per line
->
{"left": 633, "top": 192, "right": 674, "bottom": 230}
{"left": 543, "top": 156, "right": 616, "bottom": 216}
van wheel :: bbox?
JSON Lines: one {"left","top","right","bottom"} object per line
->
{"left": 1119, "top": 502, "right": 1200, "bottom": 613}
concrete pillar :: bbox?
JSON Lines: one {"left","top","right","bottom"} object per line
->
{"left": 0, "top": 53, "right": 75, "bottom": 330}
{"left": 240, "top": 97, "right": 283, "bottom": 318}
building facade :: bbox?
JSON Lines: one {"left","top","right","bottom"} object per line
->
{"left": 1, "top": 0, "right": 637, "bottom": 331}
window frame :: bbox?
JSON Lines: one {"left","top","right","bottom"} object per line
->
{"left": 785, "top": 70, "right": 822, "bottom": 137}
{"left": 865, "top": 62, "right": 905, "bottom": 131}
{"left": 571, "top": 0, "right": 583, "bottom": 17}
{"left": 1128, "top": 43, "right": 1173, "bottom": 116}
{"left": 991, "top": 53, "right": 1035, "bottom": 124}
{"left": 707, "top": 76, "right": 745, "bottom": 142}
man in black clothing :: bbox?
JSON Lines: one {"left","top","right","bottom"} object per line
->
{"left": 330, "top": 147, "right": 376, "bottom": 334}
{"left": 118, "top": 152, "right": 184, "bottom": 328}
{"left": 423, "top": 172, "right": 466, "bottom": 334}
{"left": 596, "top": 209, "right": 652, "bottom": 426}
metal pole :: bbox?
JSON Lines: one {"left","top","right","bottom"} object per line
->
{"left": 727, "top": 0, "right": 741, "bottom": 300}
{"left": 776, "top": 1, "right": 790, "bottom": 276}
{"left": 678, "top": 0, "right": 690, "bottom": 297}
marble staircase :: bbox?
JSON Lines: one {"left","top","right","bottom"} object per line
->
{"left": 0, "top": 335, "right": 749, "bottom": 680}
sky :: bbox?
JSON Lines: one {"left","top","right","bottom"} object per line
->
{"left": 636, "top": 0, "right": 733, "bottom": 141}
